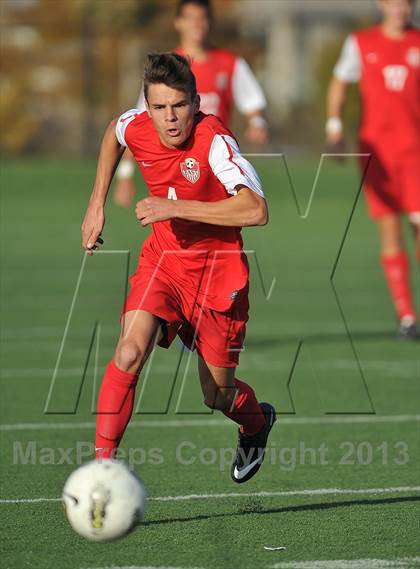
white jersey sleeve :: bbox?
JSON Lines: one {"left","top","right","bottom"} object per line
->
{"left": 232, "top": 57, "right": 267, "bottom": 114}
{"left": 115, "top": 109, "right": 141, "bottom": 147}
{"left": 209, "top": 134, "right": 264, "bottom": 197}
{"left": 334, "top": 35, "right": 361, "bottom": 83}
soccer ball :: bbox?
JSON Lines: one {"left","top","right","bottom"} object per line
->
{"left": 62, "top": 459, "right": 147, "bottom": 542}
{"left": 185, "top": 157, "right": 196, "bottom": 169}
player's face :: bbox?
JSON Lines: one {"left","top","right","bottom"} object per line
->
{"left": 378, "top": 0, "right": 412, "bottom": 28}
{"left": 174, "top": 3, "right": 211, "bottom": 45}
{"left": 146, "top": 83, "right": 200, "bottom": 149}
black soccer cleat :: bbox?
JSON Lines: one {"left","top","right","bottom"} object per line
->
{"left": 398, "top": 320, "right": 420, "bottom": 341}
{"left": 231, "top": 402, "right": 276, "bottom": 484}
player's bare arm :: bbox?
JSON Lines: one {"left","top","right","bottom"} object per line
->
{"left": 244, "top": 111, "right": 269, "bottom": 145}
{"left": 326, "top": 77, "right": 348, "bottom": 147}
{"left": 326, "top": 31, "right": 362, "bottom": 156}
{"left": 114, "top": 148, "right": 136, "bottom": 208}
{"left": 81, "top": 119, "right": 125, "bottom": 255}
{"left": 135, "top": 186, "right": 267, "bottom": 228}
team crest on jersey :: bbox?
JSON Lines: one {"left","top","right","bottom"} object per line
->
{"left": 180, "top": 157, "right": 200, "bottom": 184}
{"left": 406, "top": 47, "right": 420, "bottom": 68}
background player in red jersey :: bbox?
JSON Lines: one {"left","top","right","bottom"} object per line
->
{"left": 326, "top": 0, "right": 420, "bottom": 339}
{"left": 81, "top": 52, "right": 276, "bottom": 484}
{"left": 114, "top": 0, "right": 268, "bottom": 207}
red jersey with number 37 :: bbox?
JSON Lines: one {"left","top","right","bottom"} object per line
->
{"left": 115, "top": 110, "right": 264, "bottom": 312}
{"left": 335, "top": 26, "right": 420, "bottom": 157}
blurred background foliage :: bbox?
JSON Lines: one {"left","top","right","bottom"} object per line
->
{"left": 0, "top": 0, "right": 403, "bottom": 156}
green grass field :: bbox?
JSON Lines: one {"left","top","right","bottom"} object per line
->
{"left": 1, "top": 157, "right": 419, "bottom": 569}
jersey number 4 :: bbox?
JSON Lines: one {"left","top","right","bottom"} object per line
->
{"left": 168, "top": 187, "right": 178, "bottom": 200}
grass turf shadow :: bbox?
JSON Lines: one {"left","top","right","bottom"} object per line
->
{"left": 142, "top": 494, "right": 420, "bottom": 527}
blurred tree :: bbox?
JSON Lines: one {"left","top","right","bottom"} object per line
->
{"left": 0, "top": 0, "right": 169, "bottom": 155}
{"left": 0, "top": 79, "right": 37, "bottom": 154}
{"left": 277, "top": 20, "right": 370, "bottom": 152}
{"left": 0, "top": 0, "right": 247, "bottom": 156}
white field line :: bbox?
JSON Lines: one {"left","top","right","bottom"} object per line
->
{"left": 270, "top": 558, "right": 420, "bottom": 569}
{"left": 0, "top": 359, "right": 417, "bottom": 378}
{"left": 1, "top": 414, "right": 419, "bottom": 432}
{"left": 1, "top": 485, "right": 419, "bottom": 505}
{"left": 81, "top": 566, "right": 206, "bottom": 569}
{"left": 76, "top": 562, "right": 420, "bottom": 569}
{"left": 0, "top": 366, "right": 177, "bottom": 378}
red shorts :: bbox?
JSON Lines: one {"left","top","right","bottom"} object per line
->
{"left": 122, "top": 265, "right": 249, "bottom": 368}
{"left": 359, "top": 146, "right": 420, "bottom": 219}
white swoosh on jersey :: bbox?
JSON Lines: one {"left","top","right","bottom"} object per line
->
{"left": 142, "top": 162, "right": 153, "bottom": 167}
{"left": 233, "top": 453, "right": 264, "bottom": 481}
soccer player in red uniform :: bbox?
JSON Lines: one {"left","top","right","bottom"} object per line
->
{"left": 81, "top": 53, "right": 276, "bottom": 484}
{"left": 326, "top": 0, "right": 420, "bottom": 339}
{"left": 114, "top": 0, "right": 268, "bottom": 207}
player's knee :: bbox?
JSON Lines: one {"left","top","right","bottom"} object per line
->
{"left": 114, "top": 340, "right": 145, "bottom": 373}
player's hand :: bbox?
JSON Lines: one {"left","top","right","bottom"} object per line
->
{"left": 244, "top": 124, "right": 269, "bottom": 145}
{"left": 325, "top": 132, "right": 347, "bottom": 163}
{"left": 81, "top": 202, "right": 105, "bottom": 256}
{"left": 135, "top": 197, "right": 177, "bottom": 226}
{"left": 113, "top": 178, "right": 135, "bottom": 208}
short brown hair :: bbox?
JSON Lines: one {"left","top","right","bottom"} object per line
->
{"left": 143, "top": 52, "right": 197, "bottom": 102}
{"left": 176, "top": 0, "right": 213, "bottom": 19}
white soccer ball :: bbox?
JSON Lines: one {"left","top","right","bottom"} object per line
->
{"left": 62, "top": 459, "right": 147, "bottom": 542}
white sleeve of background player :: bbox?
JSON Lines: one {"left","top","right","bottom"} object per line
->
{"left": 135, "top": 86, "right": 147, "bottom": 113}
{"left": 115, "top": 108, "right": 140, "bottom": 147}
{"left": 333, "top": 35, "right": 361, "bottom": 82}
{"left": 232, "top": 57, "right": 267, "bottom": 114}
{"left": 208, "top": 134, "right": 264, "bottom": 197}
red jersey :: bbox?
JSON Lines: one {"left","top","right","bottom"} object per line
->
{"left": 115, "top": 110, "right": 264, "bottom": 312}
{"left": 335, "top": 26, "right": 420, "bottom": 157}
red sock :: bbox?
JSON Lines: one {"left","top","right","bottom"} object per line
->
{"left": 95, "top": 360, "right": 138, "bottom": 459}
{"left": 223, "top": 378, "right": 265, "bottom": 436}
{"left": 381, "top": 252, "right": 416, "bottom": 321}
